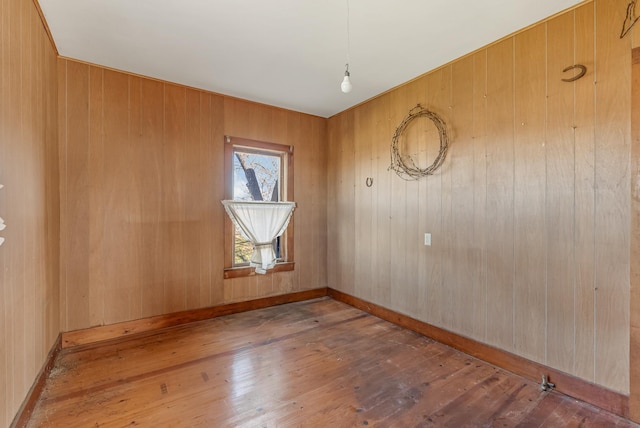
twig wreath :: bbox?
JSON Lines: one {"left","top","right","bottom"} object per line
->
{"left": 389, "top": 104, "right": 449, "bottom": 180}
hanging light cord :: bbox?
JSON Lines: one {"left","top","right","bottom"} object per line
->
{"left": 346, "top": 0, "right": 350, "bottom": 66}
{"left": 340, "top": 0, "right": 353, "bottom": 93}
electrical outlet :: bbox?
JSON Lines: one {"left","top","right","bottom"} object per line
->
{"left": 424, "top": 233, "right": 431, "bottom": 246}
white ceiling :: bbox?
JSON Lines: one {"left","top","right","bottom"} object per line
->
{"left": 39, "top": 0, "right": 585, "bottom": 118}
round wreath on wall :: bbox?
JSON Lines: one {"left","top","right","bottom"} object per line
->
{"left": 389, "top": 104, "right": 449, "bottom": 180}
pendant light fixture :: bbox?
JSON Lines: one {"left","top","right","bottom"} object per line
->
{"left": 341, "top": 0, "right": 352, "bottom": 93}
{"left": 341, "top": 64, "right": 352, "bottom": 93}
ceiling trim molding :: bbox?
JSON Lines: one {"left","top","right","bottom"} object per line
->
{"left": 32, "top": 0, "right": 58, "bottom": 55}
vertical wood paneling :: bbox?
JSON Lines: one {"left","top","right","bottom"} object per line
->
{"left": 328, "top": 0, "right": 633, "bottom": 395}
{"left": 327, "top": 115, "right": 340, "bottom": 290}
{"left": 33, "top": 6, "right": 45, "bottom": 365}
{"left": 415, "top": 81, "right": 430, "bottom": 320}
{"left": 484, "top": 38, "right": 515, "bottom": 351}
{"left": 1, "top": 1, "right": 14, "bottom": 420}
{"left": 437, "top": 69, "right": 455, "bottom": 329}
{"left": 290, "top": 111, "right": 306, "bottom": 289}
{"left": 0, "top": 11, "right": 5, "bottom": 417}
{"left": 65, "top": 60, "right": 90, "bottom": 330}
{"left": 191, "top": 90, "right": 213, "bottom": 308}
{"left": 450, "top": 56, "right": 478, "bottom": 337}
{"left": 594, "top": 0, "right": 631, "bottom": 393}
{"left": 128, "top": 75, "right": 143, "bottom": 319}
{"left": 546, "top": 11, "right": 576, "bottom": 375}
{"left": 163, "top": 84, "right": 187, "bottom": 313}
{"left": 272, "top": 269, "right": 292, "bottom": 294}
{"left": 209, "top": 94, "right": 226, "bottom": 305}
{"left": 44, "top": 15, "right": 60, "bottom": 359}
{"left": 293, "top": 112, "right": 312, "bottom": 289}
{"left": 11, "top": 0, "right": 25, "bottom": 400}
{"left": 372, "top": 94, "right": 392, "bottom": 308}
{"left": 403, "top": 77, "right": 427, "bottom": 318}
{"left": 88, "top": 66, "right": 104, "bottom": 326}
{"left": 0, "top": 0, "right": 635, "bottom": 422}
{"left": 471, "top": 50, "right": 488, "bottom": 340}
{"left": 183, "top": 88, "right": 206, "bottom": 309}
{"left": 337, "top": 110, "right": 355, "bottom": 295}
{"left": 0, "top": 0, "right": 59, "bottom": 424}
{"left": 59, "top": 62, "right": 327, "bottom": 323}
{"left": 573, "top": 2, "right": 597, "bottom": 384}
{"left": 3, "top": 2, "right": 634, "bottom": 423}
{"left": 631, "top": 45, "right": 640, "bottom": 424}
{"left": 354, "top": 101, "right": 374, "bottom": 302}
{"left": 632, "top": 15, "right": 640, "bottom": 49}
{"left": 220, "top": 97, "right": 326, "bottom": 299}
{"left": 387, "top": 85, "right": 409, "bottom": 314}
{"left": 102, "top": 70, "right": 133, "bottom": 324}
{"left": 513, "top": 24, "right": 547, "bottom": 362}
{"left": 311, "top": 114, "right": 328, "bottom": 291}
{"left": 57, "top": 59, "right": 67, "bottom": 335}
{"left": 21, "top": 0, "right": 35, "bottom": 383}
{"left": 425, "top": 69, "right": 450, "bottom": 326}
{"left": 327, "top": 113, "right": 344, "bottom": 293}
{"left": 231, "top": 276, "right": 257, "bottom": 302}
{"left": 139, "top": 78, "right": 165, "bottom": 318}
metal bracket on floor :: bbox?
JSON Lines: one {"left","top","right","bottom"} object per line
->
{"left": 541, "top": 374, "right": 555, "bottom": 391}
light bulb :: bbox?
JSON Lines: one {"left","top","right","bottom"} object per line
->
{"left": 341, "top": 70, "right": 352, "bottom": 93}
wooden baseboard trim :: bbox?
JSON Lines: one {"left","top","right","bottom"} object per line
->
{"left": 11, "top": 334, "right": 62, "bottom": 428}
{"left": 328, "top": 288, "right": 630, "bottom": 419}
{"left": 62, "top": 288, "right": 328, "bottom": 348}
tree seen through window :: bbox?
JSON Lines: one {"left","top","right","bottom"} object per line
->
{"left": 233, "top": 149, "right": 282, "bottom": 265}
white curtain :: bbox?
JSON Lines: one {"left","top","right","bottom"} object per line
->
{"left": 222, "top": 201, "right": 296, "bottom": 274}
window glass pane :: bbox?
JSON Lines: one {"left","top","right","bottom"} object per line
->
{"left": 234, "top": 232, "right": 253, "bottom": 264}
{"left": 233, "top": 151, "right": 281, "bottom": 202}
{"left": 232, "top": 149, "right": 283, "bottom": 265}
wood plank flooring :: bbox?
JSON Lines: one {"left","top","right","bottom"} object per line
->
{"left": 27, "top": 298, "right": 637, "bottom": 427}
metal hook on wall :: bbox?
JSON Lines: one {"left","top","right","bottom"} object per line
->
{"left": 365, "top": 177, "right": 373, "bottom": 187}
{"left": 621, "top": 0, "right": 640, "bottom": 39}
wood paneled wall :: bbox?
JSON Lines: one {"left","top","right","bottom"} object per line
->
{"left": 630, "top": 46, "right": 640, "bottom": 423}
{"left": 0, "top": 0, "right": 60, "bottom": 425}
{"left": 7, "top": 0, "right": 637, "bottom": 422}
{"left": 58, "top": 62, "right": 327, "bottom": 332}
{"left": 328, "top": 0, "right": 632, "bottom": 394}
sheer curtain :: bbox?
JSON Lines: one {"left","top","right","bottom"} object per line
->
{"left": 222, "top": 200, "right": 295, "bottom": 274}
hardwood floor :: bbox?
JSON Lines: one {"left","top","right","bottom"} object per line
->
{"left": 27, "top": 298, "right": 637, "bottom": 427}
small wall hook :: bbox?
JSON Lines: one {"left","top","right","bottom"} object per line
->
{"left": 365, "top": 177, "right": 373, "bottom": 187}
{"left": 621, "top": 0, "right": 640, "bottom": 39}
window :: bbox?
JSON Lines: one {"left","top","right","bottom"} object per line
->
{"left": 224, "top": 136, "right": 294, "bottom": 278}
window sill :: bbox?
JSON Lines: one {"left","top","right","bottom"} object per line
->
{"left": 224, "top": 262, "right": 295, "bottom": 279}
